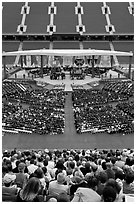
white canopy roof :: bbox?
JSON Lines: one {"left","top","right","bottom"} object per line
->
{"left": 2, "top": 49, "right": 133, "bottom": 57}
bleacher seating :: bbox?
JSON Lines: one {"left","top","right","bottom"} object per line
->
{"left": 108, "top": 2, "right": 134, "bottom": 34}
{"left": 25, "top": 2, "right": 50, "bottom": 34}
{"left": 55, "top": 2, "right": 77, "bottom": 34}
{"left": 81, "top": 2, "right": 106, "bottom": 34}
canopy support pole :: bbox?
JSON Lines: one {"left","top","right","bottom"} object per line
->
{"left": 92, "top": 55, "right": 95, "bottom": 78}
{"left": 20, "top": 55, "right": 23, "bottom": 68}
{"left": 41, "top": 55, "right": 43, "bottom": 78}
{"left": 3, "top": 56, "right": 7, "bottom": 79}
{"left": 128, "top": 52, "right": 132, "bottom": 79}
{"left": 110, "top": 55, "right": 113, "bottom": 68}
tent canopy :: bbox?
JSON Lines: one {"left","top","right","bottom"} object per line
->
{"left": 2, "top": 49, "right": 133, "bottom": 57}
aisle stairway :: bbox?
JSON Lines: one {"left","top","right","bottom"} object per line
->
{"left": 64, "top": 92, "right": 76, "bottom": 138}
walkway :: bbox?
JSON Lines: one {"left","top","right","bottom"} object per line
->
{"left": 64, "top": 92, "right": 77, "bottom": 140}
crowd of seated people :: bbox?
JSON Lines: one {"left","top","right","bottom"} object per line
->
{"left": 73, "top": 104, "right": 133, "bottom": 134}
{"left": 2, "top": 102, "right": 22, "bottom": 121}
{"left": 3, "top": 87, "right": 65, "bottom": 135}
{"left": 116, "top": 101, "right": 134, "bottom": 118}
{"left": 102, "top": 80, "right": 134, "bottom": 98}
{"left": 2, "top": 148, "right": 134, "bottom": 202}
{"left": 72, "top": 87, "right": 134, "bottom": 134}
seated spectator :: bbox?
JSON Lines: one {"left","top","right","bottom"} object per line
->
{"left": 27, "top": 159, "right": 38, "bottom": 175}
{"left": 2, "top": 173, "right": 18, "bottom": 201}
{"left": 14, "top": 162, "right": 28, "bottom": 188}
{"left": 57, "top": 192, "right": 70, "bottom": 202}
{"left": 48, "top": 172, "right": 70, "bottom": 198}
{"left": 123, "top": 171, "right": 134, "bottom": 194}
{"left": 96, "top": 171, "right": 108, "bottom": 196}
{"left": 71, "top": 176, "right": 101, "bottom": 202}
{"left": 16, "top": 177, "right": 44, "bottom": 202}
{"left": 105, "top": 178, "right": 123, "bottom": 202}
{"left": 102, "top": 186, "right": 117, "bottom": 202}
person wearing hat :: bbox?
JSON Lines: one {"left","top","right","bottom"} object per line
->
{"left": 2, "top": 173, "right": 18, "bottom": 201}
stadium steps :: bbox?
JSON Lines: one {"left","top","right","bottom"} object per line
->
{"left": 64, "top": 93, "right": 76, "bottom": 138}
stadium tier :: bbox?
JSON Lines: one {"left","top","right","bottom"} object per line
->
{"left": 22, "top": 41, "right": 50, "bottom": 50}
{"left": 81, "top": 2, "right": 106, "bottom": 34}
{"left": 25, "top": 2, "right": 50, "bottom": 34}
{"left": 53, "top": 41, "right": 80, "bottom": 49}
{"left": 54, "top": 2, "right": 77, "bottom": 34}
{"left": 107, "top": 2, "right": 134, "bottom": 34}
{"left": 2, "top": 2, "right": 24, "bottom": 34}
{"left": 2, "top": 2, "right": 134, "bottom": 34}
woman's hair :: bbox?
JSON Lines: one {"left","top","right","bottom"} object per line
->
{"left": 105, "top": 178, "right": 121, "bottom": 194}
{"left": 20, "top": 177, "right": 41, "bottom": 201}
{"left": 124, "top": 171, "right": 134, "bottom": 184}
{"left": 102, "top": 186, "right": 117, "bottom": 202}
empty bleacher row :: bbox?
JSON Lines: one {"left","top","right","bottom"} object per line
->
{"left": 2, "top": 2, "right": 134, "bottom": 34}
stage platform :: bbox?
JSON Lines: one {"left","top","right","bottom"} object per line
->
{"left": 9, "top": 69, "right": 126, "bottom": 92}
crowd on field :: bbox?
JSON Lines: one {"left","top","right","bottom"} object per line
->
{"left": 3, "top": 84, "right": 65, "bottom": 134}
{"left": 72, "top": 81, "right": 134, "bottom": 134}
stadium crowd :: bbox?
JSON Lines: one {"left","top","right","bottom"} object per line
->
{"left": 72, "top": 81, "right": 134, "bottom": 134}
{"left": 3, "top": 85, "right": 65, "bottom": 134}
{"left": 73, "top": 103, "right": 134, "bottom": 134}
{"left": 2, "top": 148, "right": 134, "bottom": 202}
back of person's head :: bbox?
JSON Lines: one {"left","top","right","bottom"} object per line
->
{"left": 111, "top": 157, "right": 116, "bottom": 165}
{"left": 56, "top": 160, "right": 65, "bottom": 170}
{"left": 102, "top": 161, "right": 107, "bottom": 170}
{"left": 69, "top": 161, "right": 75, "bottom": 169}
{"left": 18, "top": 162, "right": 25, "bottom": 173}
{"left": 42, "top": 166, "right": 47, "bottom": 174}
{"left": 98, "top": 171, "right": 108, "bottom": 184}
{"left": 21, "top": 177, "right": 40, "bottom": 201}
{"left": 30, "top": 159, "right": 35, "bottom": 164}
{"left": 102, "top": 186, "right": 117, "bottom": 202}
{"left": 57, "top": 192, "right": 70, "bottom": 202}
{"left": 7, "top": 164, "right": 12, "bottom": 172}
{"left": 87, "top": 176, "right": 98, "bottom": 190}
{"left": 74, "top": 154, "right": 79, "bottom": 162}
{"left": 115, "top": 170, "right": 124, "bottom": 180}
{"left": 124, "top": 171, "right": 134, "bottom": 184}
{"left": 57, "top": 173, "right": 65, "bottom": 184}
{"left": 85, "top": 162, "right": 90, "bottom": 169}
{"left": 34, "top": 168, "right": 44, "bottom": 179}
{"left": 43, "top": 159, "right": 48, "bottom": 167}
{"left": 105, "top": 178, "right": 121, "bottom": 194}
{"left": 2, "top": 165, "right": 8, "bottom": 175}
{"left": 48, "top": 197, "right": 57, "bottom": 202}
{"left": 106, "top": 168, "right": 115, "bottom": 179}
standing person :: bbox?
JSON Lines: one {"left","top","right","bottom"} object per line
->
{"left": 17, "top": 177, "right": 44, "bottom": 202}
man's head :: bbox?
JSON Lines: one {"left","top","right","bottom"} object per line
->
{"left": 57, "top": 173, "right": 66, "bottom": 184}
